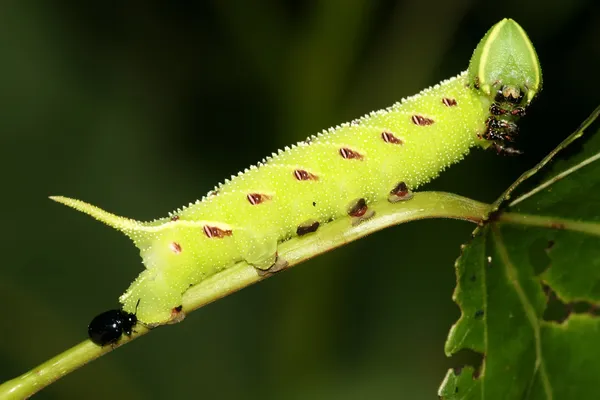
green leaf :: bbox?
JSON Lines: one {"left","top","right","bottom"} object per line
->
{"left": 440, "top": 105, "right": 600, "bottom": 400}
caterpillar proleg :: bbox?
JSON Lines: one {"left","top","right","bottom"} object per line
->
{"left": 52, "top": 18, "right": 542, "bottom": 325}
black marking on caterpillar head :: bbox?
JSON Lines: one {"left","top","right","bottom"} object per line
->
{"left": 247, "top": 193, "right": 271, "bottom": 205}
{"left": 484, "top": 116, "right": 519, "bottom": 144}
{"left": 381, "top": 131, "right": 403, "bottom": 145}
{"left": 490, "top": 103, "right": 526, "bottom": 117}
{"left": 294, "top": 169, "right": 319, "bottom": 181}
{"left": 442, "top": 98, "right": 457, "bottom": 107}
{"left": 203, "top": 225, "right": 233, "bottom": 238}
{"left": 489, "top": 103, "right": 506, "bottom": 116}
{"left": 339, "top": 147, "right": 364, "bottom": 160}
{"left": 511, "top": 107, "right": 526, "bottom": 117}
{"left": 485, "top": 82, "right": 529, "bottom": 155}
{"left": 296, "top": 220, "right": 320, "bottom": 236}
{"left": 169, "top": 242, "right": 182, "bottom": 254}
{"left": 312, "top": 201, "right": 317, "bottom": 207}
{"left": 411, "top": 115, "right": 435, "bottom": 126}
{"left": 488, "top": 118, "right": 518, "bottom": 136}
{"left": 388, "top": 182, "right": 414, "bottom": 203}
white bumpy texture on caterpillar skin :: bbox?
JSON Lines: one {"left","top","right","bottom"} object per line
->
{"left": 52, "top": 18, "right": 542, "bottom": 324}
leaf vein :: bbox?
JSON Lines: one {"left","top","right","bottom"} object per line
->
{"left": 492, "top": 225, "right": 553, "bottom": 399}
{"left": 509, "top": 151, "right": 600, "bottom": 207}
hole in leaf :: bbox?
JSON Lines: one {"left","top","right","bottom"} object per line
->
{"left": 542, "top": 283, "right": 600, "bottom": 323}
{"left": 447, "top": 348, "right": 484, "bottom": 380}
{"left": 542, "top": 284, "right": 570, "bottom": 323}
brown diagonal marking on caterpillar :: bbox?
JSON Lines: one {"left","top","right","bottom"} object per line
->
{"left": 246, "top": 193, "right": 272, "bottom": 205}
{"left": 411, "top": 115, "right": 435, "bottom": 126}
{"left": 339, "top": 147, "right": 364, "bottom": 160}
{"left": 203, "top": 225, "right": 233, "bottom": 238}
{"left": 293, "top": 169, "right": 319, "bottom": 181}
{"left": 442, "top": 98, "right": 457, "bottom": 107}
{"left": 381, "top": 131, "right": 403, "bottom": 145}
{"left": 169, "top": 242, "right": 182, "bottom": 254}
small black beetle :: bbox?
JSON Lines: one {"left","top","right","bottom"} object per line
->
{"left": 88, "top": 300, "right": 139, "bottom": 346}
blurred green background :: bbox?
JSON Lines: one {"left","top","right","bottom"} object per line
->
{"left": 0, "top": 1, "right": 598, "bottom": 399}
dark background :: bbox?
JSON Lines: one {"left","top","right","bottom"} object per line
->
{"left": 0, "top": 1, "right": 598, "bottom": 399}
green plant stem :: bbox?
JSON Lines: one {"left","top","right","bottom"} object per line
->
{"left": 0, "top": 191, "right": 491, "bottom": 399}
{"left": 497, "top": 212, "right": 600, "bottom": 236}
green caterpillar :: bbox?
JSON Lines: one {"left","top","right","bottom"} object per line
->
{"left": 52, "top": 18, "right": 541, "bottom": 325}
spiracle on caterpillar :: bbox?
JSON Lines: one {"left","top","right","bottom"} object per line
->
{"left": 51, "top": 18, "right": 541, "bottom": 330}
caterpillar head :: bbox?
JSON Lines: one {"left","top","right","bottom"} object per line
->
{"left": 469, "top": 18, "right": 542, "bottom": 108}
